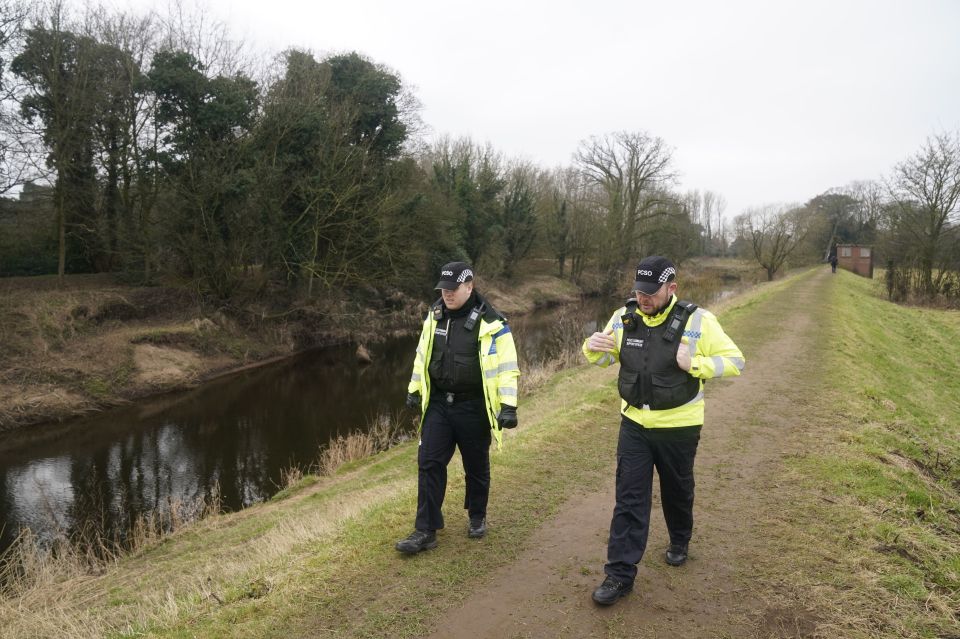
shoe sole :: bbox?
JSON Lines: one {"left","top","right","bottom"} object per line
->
{"left": 467, "top": 530, "right": 486, "bottom": 539}
{"left": 396, "top": 540, "right": 438, "bottom": 554}
{"left": 665, "top": 555, "right": 687, "bottom": 566}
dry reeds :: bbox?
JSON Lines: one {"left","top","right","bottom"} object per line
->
{"left": 0, "top": 530, "right": 96, "bottom": 600}
{"left": 279, "top": 465, "right": 304, "bottom": 489}
{"left": 0, "top": 484, "right": 222, "bottom": 601}
{"left": 519, "top": 307, "right": 586, "bottom": 394}
{"left": 318, "top": 411, "right": 412, "bottom": 476}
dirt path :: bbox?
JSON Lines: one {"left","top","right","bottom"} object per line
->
{"left": 427, "top": 269, "right": 828, "bottom": 639}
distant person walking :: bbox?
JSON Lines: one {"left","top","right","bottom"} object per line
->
{"left": 829, "top": 253, "right": 838, "bottom": 273}
{"left": 582, "top": 256, "right": 745, "bottom": 606}
{"left": 395, "top": 261, "right": 520, "bottom": 554}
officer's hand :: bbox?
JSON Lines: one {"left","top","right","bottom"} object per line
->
{"left": 497, "top": 405, "right": 518, "bottom": 429}
{"left": 587, "top": 327, "right": 616, "bottom": 353}
{"left": 676, "top": 339, "right": 692, "bottom": 371}
{"left": 405, "top": 392, "right": 421, "bottom": 411}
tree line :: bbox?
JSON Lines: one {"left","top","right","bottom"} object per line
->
{"left": 0, "top": 1, "right": 957, "bottom": 307}
{"left": 0, "top": 1, "right": 730, "bottom": 300}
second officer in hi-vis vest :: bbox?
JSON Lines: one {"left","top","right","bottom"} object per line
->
{"left": 395, "top": 261, "right": 520, "bottom": 554}
{"left": 583, "top": 256, "right": 744, "bottom": 606}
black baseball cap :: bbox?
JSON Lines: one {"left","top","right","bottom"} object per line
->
{"left": 435, "top": 261, "right": 474, "bottom": 290}
{"left": 632, "top": 256, "right": 676, "bottom": 294}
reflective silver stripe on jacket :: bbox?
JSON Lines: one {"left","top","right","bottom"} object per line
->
{"left": 485, "top": 361, "right": 519, "bottom": 378}
{"left": 686, "top": 309, "right": 704, "bottom": 357}
{"left": 710, "top": 356, "right": 745, "bottom": 377}
{"left": 711, "top": 356, "right": 725, "bottom": 377}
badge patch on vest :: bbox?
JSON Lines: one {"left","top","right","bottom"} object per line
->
{"left": 435, "top": 327, "right": 448, "bottom": 338}
{"left": 624, "top": 337, "right": 643, "bottom": 349}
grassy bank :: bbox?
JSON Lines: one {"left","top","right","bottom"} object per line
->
{"left": 699, "top": 267, "right": 959, "bottom": 638}
{"left": 773, "top": 271, "right": 960, "bottom": 638}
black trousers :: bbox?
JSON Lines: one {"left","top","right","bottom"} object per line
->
{"left": 414, "top": 396, "right": 491, "bottom": 532}
{"left": 605, "top": 415, "right": 701, "bottom": 584}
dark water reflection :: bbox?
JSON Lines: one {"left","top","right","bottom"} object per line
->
{"left": 0, "top": 288, "right": 731, "bottom": 554}
{"left": 0, "top": 340, "right": 417, "bottom": 553}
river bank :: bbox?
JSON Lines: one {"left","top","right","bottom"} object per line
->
{"left": 0, "top": 269, "right": 585, "bottom": 433}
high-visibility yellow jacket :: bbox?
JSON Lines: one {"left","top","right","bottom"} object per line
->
{"left": 582, "top": 295, "right": 744, "bottom": 428}
{"left": 408, "top": 299, "right": 520, "bottom": 448}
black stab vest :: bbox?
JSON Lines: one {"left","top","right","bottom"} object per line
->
{"left": 428, "top": 302, "right": 483, "bottom": 394}
{"left": 617, "top": 300, "right": 700, "bottom": 410}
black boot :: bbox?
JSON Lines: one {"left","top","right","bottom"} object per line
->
{"left": 591, "top": 575, "right": 633, "bottom": 605}
{"left": 468, "top": 517, "right": 487, "bottom": 539}
{"left": 395, "top": 530, "right": 437, "bottom": 554}
{"left": 665, "top": 543, "right": 688, "bottom": 566}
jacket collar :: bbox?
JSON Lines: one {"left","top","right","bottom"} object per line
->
{"left": 429, "top": 293, "right": 505, "bottom": 335}
{"left": 640, "top": 294, "right": 678, "bottom": 327}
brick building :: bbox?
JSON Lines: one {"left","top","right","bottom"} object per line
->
{"left": 836, "top": 244, "right": 873, "bottom": 278}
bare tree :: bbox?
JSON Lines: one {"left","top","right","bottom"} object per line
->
{"left": 703, "top": 190, "right": 727, "bottom": 255}
{"left": 537, "top": 165, "right": 602, "bottom": 284}
{"left": 886, "top": 132, "right": 960, "bottom": 296}
{"left": 0, "top": 0, "right": 35, "bottom": 194}
{"left": 567, "top": 197, "right": 600, "bottom": 284}
{"left": 575, "top": 131, "right": 676, "bottom": 293}
{"left": 736, "top": 204, "right": 814, "bottom": 281}
{"left": 846, "top": 180, "right": 885, "bottom": 232}
{"left": 680, "top": 189, "right": 727, "bottom": 256}
{"left": 151, "top": 0, "right": 250, "bottom": 77}
{"left": 682, "top": 189, "right": 704, "bottom": 252}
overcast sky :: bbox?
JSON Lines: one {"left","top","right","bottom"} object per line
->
{"left": 126, "top": 0, "right": 960, "bottom": 218}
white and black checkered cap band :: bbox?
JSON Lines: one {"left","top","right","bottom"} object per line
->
{"left": 457, "top": 269, "right": 473, "bottom": 283}
{"left": 658, "top": 267, "right": 676, "bottom": 283}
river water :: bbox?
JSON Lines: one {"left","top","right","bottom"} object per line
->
{"left": 0, "top": 297, "right": 615, "bottom": 554}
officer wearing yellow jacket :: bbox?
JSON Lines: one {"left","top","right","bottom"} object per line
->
{"left": 395, "top": 261, "right": 520, "bottom": 554}
{"left": 583, "top": 256, "right": 744, "bottom": 605}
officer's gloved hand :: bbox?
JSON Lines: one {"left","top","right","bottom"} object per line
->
{"left": 497, "top": 405, "right": 518, "bottom": 429}
{"left": 405, "top": 392, "right": 421, "bottom": 411}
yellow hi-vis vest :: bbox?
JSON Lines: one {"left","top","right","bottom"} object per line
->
{"left": 582, "top": 295, "right": 744, "bottom": 428}
{"left": 408, "top": 304, "right": 520, "bottom": 448}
